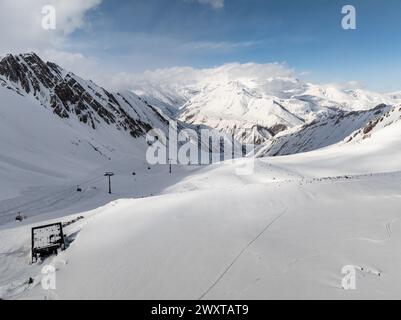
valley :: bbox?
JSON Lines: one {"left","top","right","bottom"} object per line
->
{"left": 0, "top": 53, "right": 400, "bottom": 300}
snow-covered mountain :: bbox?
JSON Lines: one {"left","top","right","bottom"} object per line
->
{"left": 2, "top": 56, "right": 401, "bottom": 300}
{"left": 344, "top": 103, "right": 401, "bottom": 143}
{"left": 255, "top": 104, "right": 392, "bottom": 157}
{"left": 0, "top": 53, "right": 247, "bottom": 202}
{"left": 1, "top": 54, "right": 397, "bottom": 171}
{"left": 133, "top": 63, "right": 395, "bottom": 144}
{"left": 3, "top": 103, "right": 401, "bottom": 299}
{"left": 178, "top": 80, "right": 305, "bottom": 144}
{"left": 387, "top": 91, "right": 401, "bottom": 100}
{"left": 0, "top": 53, "right": 179, "bottom": 200}
{"left": 0, "top": 53, "right": 171, "bottom": 139}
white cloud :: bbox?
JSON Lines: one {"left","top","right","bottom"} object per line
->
{"left": 178, "top": 40, "right": 259, "bottom": 52}
{"left": 184, "top": 0, "right": 224, "bottom": 10}
{"left": 0, "top": 0, "right": 101, "bottom": 54}
{"left": 103, "top": 62, "right": 297, "bottom": 92}
{"left": 325, "top": 81, "right": 365, "bottom": 90}
{"left": 196, "top": 0, "right": 224, "bottom": 9}
{"left": 42, "top": 49, "right": 99, "bottom": 80}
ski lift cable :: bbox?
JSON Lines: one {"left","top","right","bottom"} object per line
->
{"left": 0, "top": 177, "right": 99, "bottom": 217}
{"left": 77, "top": 174, "right": 106, "bottom": 186}
{"left": 0, "top": 174, "right": 107, "bottom": 219}
{"left": 0, "top": 186, "right": 77, "bottom": 217}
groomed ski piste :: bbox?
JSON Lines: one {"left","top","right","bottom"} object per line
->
{"left": 1, "top": 105, "right": 401, "bottom": 300}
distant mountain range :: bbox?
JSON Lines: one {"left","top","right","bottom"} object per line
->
{"left": 0, "top": 52, "right": 399, "bottom": 172}
{"left": 133, "top": 63, "right": 399, "bottom": 146}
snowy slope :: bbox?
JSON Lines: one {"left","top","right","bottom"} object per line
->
{"left": 256, "top": 104, "right": 391, "bottom": 157}
{"left": 0, "top": 83, "right": 154, "bottom": 207}
{"left": 386, "top": 91, "right": 401, "bottom": 102}
{"left": 134, "top": 64, "right": 396, "bottom": 144}
{"left": 178, "top": 80, "right": 305, "bottom": 144}
{"left": 0, "top": 53, "right": 243, "bottom": 226}
{"left": 0, "top": 53, "right": 176, "bottom": 200}
{"left": 0, "top": 53, "right": 189, "bottom": 225}
{"left": 1, "top": 56, "right": 401, "bottom": 300}
{"left": 343, "top": 104, "right": 401, "bottom": 144}
{"left": 1, "top": 112, "right": 401, "bottom": 299}
{"left": 300, "top": 84, "right": 392, "bottom": 111}
{"left": 0, "top": 53, "right": 242, "bottom": 171}
{"left": 0, "top": 53, "right": 171, "bottom": 138}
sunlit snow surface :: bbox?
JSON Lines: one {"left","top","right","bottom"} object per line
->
{"left": 1, "top": 112, "right": 401, "bottom": 299}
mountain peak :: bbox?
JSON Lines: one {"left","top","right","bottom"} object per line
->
{"left": 0, "top": 52, "right": 169, "bottom": 140}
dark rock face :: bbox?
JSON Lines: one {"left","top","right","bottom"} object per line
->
{"left": 0, "top": 53, "right": 59, "bottom": 95}
{"left": 258, "top": 104, "right": 391, "bottom": 157}
{"left": 269, "top": 123, "right": 287, "bottom": 136}
{"left": 0, "top": 52, "right": 166, "bottom": 137}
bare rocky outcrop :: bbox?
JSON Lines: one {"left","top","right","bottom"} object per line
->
{"left": 0, "top": 52, "right": 168, "bottom": 138}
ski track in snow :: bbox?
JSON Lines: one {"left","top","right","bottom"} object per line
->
{"left": 346, "top": 218, "right": 398, "bottom": 244}
{"left": 2, "top": 52, "right": 401, "bottom": 299}
{"left": 198, "top": 208, "right": 287, "bottom": 300}
{"left": 1, "top": 163, "right": 401, "bottom": 299}
{"left": 1, "top": 111, "right": 401, "bottom": 298}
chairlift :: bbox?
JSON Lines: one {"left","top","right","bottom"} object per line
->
{"left": 15, "top": 212, "right": 24, "bottom": 222}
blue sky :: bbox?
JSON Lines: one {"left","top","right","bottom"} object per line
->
{"left": 1, "top": 0, "right": 400, "bottom": 91}
{"left": 67, "top": 0, "right": 401, "bottom": 91}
